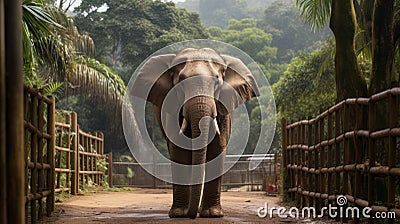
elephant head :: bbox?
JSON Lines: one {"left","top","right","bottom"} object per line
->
{"left": 131, "top": 47, "right": 259, "bottom": 218}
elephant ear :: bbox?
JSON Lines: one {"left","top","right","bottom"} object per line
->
{"left": 218, "top": 55, "right": 260, "bottom": 114}
{"left": 130, "top": 54, "right": 176, "bottom": 108}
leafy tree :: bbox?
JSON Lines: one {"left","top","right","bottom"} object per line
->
{"left": 273, "top": 40, "right": 336, "bottom": 121}
{"left": 208, "top": 18, "right": 285, "bottom": 83}
{"left": 258, "top": 0, "right": 331, "bottom": 63}
{"left": 23, "top": 0, "right": 129, "bottom": 154}
{"left": 23, "top": 0, "right": 125, "bottom": 107}
{"left": 198, "top": 0, "right": 247, "bottom": 28}
{"left": 177, "top": 0, "right": 277, "bottom": 26}
{"left": 74, "top": 0, "right": 208, "bottom": 82}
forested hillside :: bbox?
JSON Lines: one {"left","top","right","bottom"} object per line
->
{"left": 48, "top": 0, "right": 399, "bottom": 158}
{"left": 177, "top": 0, "right": 277, "bottom": 25}
{"left": 64, "top": 0, "right": 332, "bottom": 156}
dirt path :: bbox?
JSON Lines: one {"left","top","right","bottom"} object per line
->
{"left": 47, "top": 189, "right": 328, "bottom": 223}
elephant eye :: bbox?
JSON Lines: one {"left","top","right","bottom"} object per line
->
{"left": 214, "top": 78, "right": 221, "bottom": 90}
{"left": 178, "top": 74, "right": 186, "bottom": 82}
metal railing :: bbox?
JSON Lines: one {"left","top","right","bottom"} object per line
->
{"left": 109, "top": 153, "right": 279, "bottom": 191}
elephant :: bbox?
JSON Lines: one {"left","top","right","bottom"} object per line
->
{"left": 131, "top": 47, "right": 259, "bottom": 219}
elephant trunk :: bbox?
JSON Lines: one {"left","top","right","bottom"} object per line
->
{"left": 185, "top": 97, "right": 214, "bottom": 219}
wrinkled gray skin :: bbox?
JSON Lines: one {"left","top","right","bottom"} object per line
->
{"left": 133, "top": 48, "right": 258, "bottom": 219}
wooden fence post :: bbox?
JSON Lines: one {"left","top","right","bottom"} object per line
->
{"left": 108, "top": 152, "right": 113, "bottom": 188}
{"left": 38, "top": 90, "right": 45, "bottom": 220}
{"left": 46, "top": 96, "right": 55, "bottom": 215}
{"left": 281, "top": 119, "right": 289, "bottom": 200}
{"left": 335, "top": 109, "right": 341, "bottom": 205}
{"left": 5, "top": 0, "right": 24, "bottom": 222}
{"left": 313, "top": 118, "right": 319, "bottom": 210}
{"left": 367, "top": 100, "right": 376, "bottom": 224}
{"left": 300, "top": 123, "right": 306, "bottom": 208}
{"left": 0, "top": 1, "right": 7, "bottom": 222}
{"left": 0, "top": 0, "right": 6, "bottom": 221}
{"left": 70, "top": 112, "right": 79, "bottom": 195}
{"left": 388, "top": 93, "right": 396, "bottom": 219}
{"left": 307, "top": 120, "right": 313, "bottom": 207}
{"left": 319, "top": 115, "right": 325, "bottom": 209}
{"left": 327, "top": 113, "right": 333, "bottom": 203}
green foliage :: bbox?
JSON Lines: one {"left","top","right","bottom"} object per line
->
{"left": 23, "top": 0, "right": 127, "bottom": 117}
{"left": 296, "top": 0, "right": 332, "bottom": 30}
{"left": 56, "top": 95, "right": 127, "bottom": 152}
{"left": 198, "top": 0, "right": 247, "bottom": 28}
{"left": 126, "top": 167, "right": 134, "bottom": 178}
{"left": 273, "top": 41, "right": 336, "bottom": 121}
{"left": 106, "top": 187, "right": 137, "bottom": 192}
{"left": 74, "top": 0, "right": 208, "bottom": 82}
{"left": 208, "top": 18, "right": 285, "bottom": 83}
{"left": 72, "top": 56, "right": 126, "bottom": 104}
{"left": 22, "top": 0, "right": 63, "bottom": 78}
{"left": 177, "top": 0, "right": 277, "bottom": 27}
{"left": 259, "top": 1, "right": 331, "bottom": 63}
{"left": 24, "top": 74, "right": 65, "bottom": 97}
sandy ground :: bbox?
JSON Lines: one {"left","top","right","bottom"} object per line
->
{"left": 46, "top": 189, "right": 335, "bottom": 223}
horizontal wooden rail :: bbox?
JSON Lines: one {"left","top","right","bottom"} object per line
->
{"left": 26, "top": 162, "right": 51, "bottom": 170}
{"left": 78, "top": 130, "right": 103, "bottom": 142}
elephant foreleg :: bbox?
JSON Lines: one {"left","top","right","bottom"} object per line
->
{"left": 168, "top": 141, "right": 191, "bottom": 218}
{"left": 169, "top": 184, "right": 190, "bottom": 217}
{"left": 199, "top": 135, "right": 226, "bottom": 218}
{"left": 200, "top": 177, "right": 224, "bottom": 217}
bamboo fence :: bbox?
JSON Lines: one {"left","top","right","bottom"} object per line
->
{"left": 23, "top": 85, "right": 109, "bottom": 223}
{"left": 282, "top": 87, "right": 400, "bottom": 222}
{"left": 24, "top": 86, "right": 55, "bottom": 223}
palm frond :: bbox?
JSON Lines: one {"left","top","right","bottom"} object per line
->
{"left": 43, "top": 82, "right": 64, "bottom": 96}
{"left": 22, "top": 0, "right": 127, "bottom": 114}
{"left": 296, "top": 0, "right": 332, "bottom": 30}
{"left": 355, "top": 28, "right": 372, "bottom": 60}
{"left": 317, "top": 39, "right": 335, "bottom": 78}
{"left": 68, "top": 56, "right": 126, "bottom": 110}
{"left": 22, "top": 0, "right": 64, "bottom": 77}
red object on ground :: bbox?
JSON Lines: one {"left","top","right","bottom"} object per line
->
{"left": 267, "top": 184, "right": 276, "bottom": 192}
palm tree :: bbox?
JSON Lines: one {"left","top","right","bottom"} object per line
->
{"left": 296, "top": 0, "right": 367, "bottom": 101}
{"left": 22, "top": 0, "right": 126, "bottom": 109}
{"left": 296, "top": 0, "right": 400, "bottom": 98}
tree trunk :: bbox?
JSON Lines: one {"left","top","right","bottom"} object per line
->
{"left": 359, "top": 0, "right": 373, "bottom": 53}
{"left": 330, "top": 0, "right": 368, "bottom": 101}
{"left": 369, "top": 0, "right": 395, "bottom": 94}
{"left": 394, "top": 19, "right": 400, "bottom": 45}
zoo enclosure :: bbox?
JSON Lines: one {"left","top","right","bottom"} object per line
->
{"left": 23, "top": 85, "right": 108, "bottom": 223}
{"left": 109, "top": 154, "right": 280, "bottom": 192}
{"left": 282, "top": 87, "right": 400, "bottom": 221}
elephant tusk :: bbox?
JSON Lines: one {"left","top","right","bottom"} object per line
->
{"left": 213, "top": 118, "right": 220, "bottom": 135}
{"left": 179, "top": 118, "right": 188, "bottom": 135}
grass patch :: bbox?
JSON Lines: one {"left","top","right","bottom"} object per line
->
{"left": 105, "top": 187, "right": 138, "bottom": 192}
